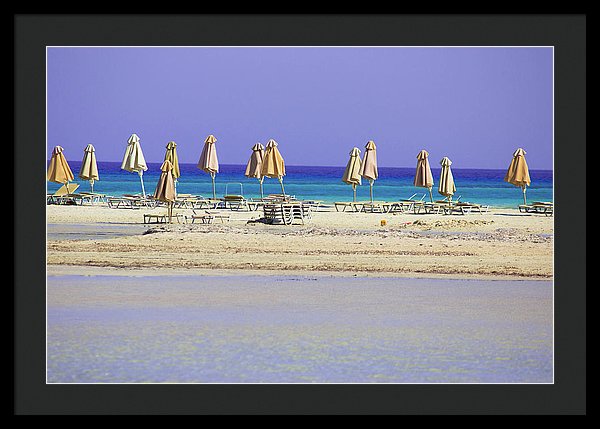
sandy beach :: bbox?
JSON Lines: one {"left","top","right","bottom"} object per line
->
{"left": 47, "top": 204, "right": 553, "bottom": 280}
{"left": 46, "top": 204, "right": 554, "bottom": 383}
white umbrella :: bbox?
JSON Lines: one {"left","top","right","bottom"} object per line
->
{"left": 121, "top": 133, "right": 148, "bottom": 197}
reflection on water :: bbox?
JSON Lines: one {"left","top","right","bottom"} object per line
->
{"left": 47, "top": 275, "right": 553, "bottom": 383}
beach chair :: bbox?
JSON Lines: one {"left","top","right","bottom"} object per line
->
{"left": 77, "top": 192, "right": 106, "bottom": 204}
{"left": 361, "top": 201, "right": 386, "bottom": 213}
{"left": 47, "top": 183, "right": 80, "bottom": 205}
{"left": 264, "top": 194, "right": 296, "bottom": 203}
{"left": 518, "top": 201, "right": 553, "bottom": 216}
{"left": 413, "top": 196, "right": 461, "bottom": 214}
{"left": 247, "top": 198, "right": 267, "bottom": 211}
{"left": 107, "top": 195, "right": 143, "bottom": 209}
{"left": 334, "top": 201, "right": 356, "bottom": 212}
{"left": 185, "top": 209, "right": 231, "bottom": 224}
{"left": 222, "top": 195, "right": 249, "bottom": 211}
{"left": 143, "top": 209, "right": 184, "bottom": 224}
{"left": 443, "top": 201, "right": 490, "bottom": 215}
{"left": 262, "top": 202, "right": 293, "bottom": 225}
{"left": 286, "top": 202, "right": 312, "bottom": 225}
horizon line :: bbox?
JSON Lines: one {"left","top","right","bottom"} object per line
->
{"left": 59, "top": 160, "right": 553, "bottom": 172}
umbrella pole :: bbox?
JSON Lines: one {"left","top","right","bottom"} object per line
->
{"left": 169, "top": 202, "right": 173, "bottom": 224}
{"left": 352, "top": 184, "right": 356, "bottom": 202}
{"left": 138, "top": 171, "right": 146, "bottom": 198}
{"left": 522, "top": 185, "right": 527, "bottom": 205}
{"left": 428, "top": 187, "right": 433, "bottom": 203}
{"left": 369, "top": 179, "right": 373, "bottom": 203}
{"left": 90, "top": 179, "right": 94, "bottom": 193}
{"left": 211, "top": 172, "right": 216, "bottom": 200}
{"left": 279, "top": 177, "right": 285, "bottom": 196}
{"left": 259, "top": 177, "right": 264, "bottom": 199}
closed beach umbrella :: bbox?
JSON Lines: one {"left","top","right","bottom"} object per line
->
{"left": 359, "top": 140, "right": 378, "bottom": 202}
{"left": 121, "top": 133, "right": 148, "bottom": 197}
{"left": 414, "top": 149, "right": 434, "bottom": 202}
{"left": 261, "top": 139, "right": 286, "bottom": 195}
{"left": 438, "top": 156, "right": 456, "bottom": 204}
{"left": 504, "top": 148, "right": 531, "bottom": 205}
{"left": 342, "top": 147, "right": 362, "bottom": 202}
{"left": 164, "top": 141, "right": 180, "bottom": 192}
{"left": 154, "top": 159, "right": 177, "bottom": 223}
{"left": 47, "top": 146, "right": 75, "bottom": 193}
{"left": 245, "top": 142, "right": 265, "bottom": 199}
{"left": 197, "top": 134, "right": 219, "bottom": 199}
{"left": 78, "top": 144, "right": 99, "bottom": 193}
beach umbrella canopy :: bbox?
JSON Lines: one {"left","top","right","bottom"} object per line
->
{"left": 153, "top": 160, "right": 177, "bottom": 223}
{"left": 261, "top": 139, "right": 286, "bottom": 195}
{"left": 504, "top": 148, "right": 531, "bottom": 205}
{"left": 245, "top": 142, "right": 265, "bottom": 198}
{"left": 164, "top": 141, "right": 181, "bottom": 181}
{"left": 121, "top": 133, "right": 148, "bottom": 197}
{"left": 359, "top": 140, "right": 378, "bottom": 202}
{"left": 78, "top": 144, "right": 99, "bottom": 193}
{"left": 414, "top": 149, "right": 434, "bottom": 202}
{"left": 197, "top": 134, "right": 219, "bottom": 199}
{"left": 47, "top": 146, "right": 76, "bottom": 192}
{"left": 342, "top": 147, "right": 362, "bottom": 202}
{"left": 438, "top": 156, "right": 456, "bottom": 202}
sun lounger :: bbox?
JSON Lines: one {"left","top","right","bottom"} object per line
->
{"left": 143, "top": 211, "right": 184, "bottom": 224}
{"left": 443, "top": 202, "right": 490, "bottom": 215}
{"left": 262, "top": 202, "right": 312, "bottom": 225}
{"left": 263, "top": 194, "right": 296, "bottom": 203}
{"left": 185, "top": 209, "right": 231, "bottom": 224}
{"left": 47, "top": 183, "right": 80, "bottom": 205}
{"left": 107, "top": 196, "right": 142, "bottom": 209}
{"left": 519, "top": 201, "right": 553, "bottom": 216}
{"left": 381, "top": 200, "right": 416, "bottom": 213}
{"left": 222, "top": 195, "right": 249, "bottom": 211}
{"left": 334, "top": 202, "right": 356, "bottom": 212}
{"left": 247, "top": 199, "right": 267, "bottom": 211}
{"left": 263, "top": 203, "right": 293, "bottom": 225}
{"left": 172, "top": 195, "right": 202, "bottom": 209}
{"left": 361, "top": 201, "right": 387, "bottom": 213}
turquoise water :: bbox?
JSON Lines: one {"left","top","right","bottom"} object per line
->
{"left": 48, "top": 161, "right": 553, "bottom": 208}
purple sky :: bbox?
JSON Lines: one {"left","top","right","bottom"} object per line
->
{"left": 47, "top": 47, "right": 553, "bottom": 170}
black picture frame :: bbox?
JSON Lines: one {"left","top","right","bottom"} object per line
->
{"left": 14, "top": 13, "right": 586, "bottom": 415}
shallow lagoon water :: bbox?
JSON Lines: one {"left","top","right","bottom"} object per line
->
{"left": 47, "top": 274, "right": 553, "bottom": 383}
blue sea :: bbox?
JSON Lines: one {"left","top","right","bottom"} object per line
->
{"left": 48, "top": 161, "right": 553, "bottom": 209}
